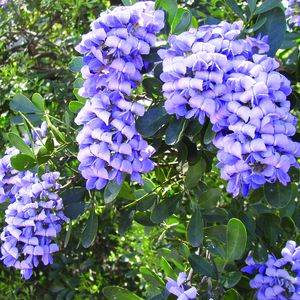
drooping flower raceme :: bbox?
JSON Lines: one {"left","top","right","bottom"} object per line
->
{"left": 166, "top": 272, "right": 198, "bottom": 300}
{"left": 0, "top": 172, "right": 68, "bottom": 279}
{"left": 242, "top": 241, "right": 300, "bottom": 300}
{"left": 75, "top": 1, "right": 164, "bottom": 190}
{"left": 286, "top": 0, "right": 300, "bottom": 28}
{"left": 159, "top": 21, "right": 300, "bottom": 197}
{"left": 0, "top": 122, "right": 48, "bottom": 204}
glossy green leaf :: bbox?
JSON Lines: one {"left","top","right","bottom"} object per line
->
{"left": 171, "top": 8, "right": 192, "bottom": 35}
{"left": 185, "top": 159, "right": 206, "bottom": 189}
{"left": 222, "top": 271, "right": 242, "bottom": 288}
{"left": 104, "top": 180, "right": 122, "bottom": 204}
{"left": 248, "top": 0, "right": 256, "bottom": 13}
{"left": 50, "top": 124, "right": 66, "bottom": 144}
{"left": 254, "top": 0, "right": 283, "bottom": 15}
{"left": 226, "top": 218, "right": 247, "bottom": 261}
{"left": 121, "top": 0, "right": 137, "bottom": 5}
{"left": 143, "top": 178, "right": 156, "bottom": 193}
{"left": 204, "top": 225, "right": 227, "bottom": 243}
{"left": 264, "top": 182, "right": 293, "bottom": 208}
{"left": 160, "top": 257, "right": 177, "bottom": 278}
{"left": 82, "top": 210, "right": 98, "bottom": 248}
{"left": 8, "top": 132, "right": 34, "bottom": 157}
{"left": 10, "top": 154, "right": 36, "bottom": 171}
{"left": 224, "top": 0, "right": 245, "bottom": 20}
{"left": 151, "top": 194, "right": 180, "bottom": 223}
{"left": 32, "top": 93, "right": 45, "bottom": 111}
{"left": 142, "top": 77, "right": 163, "bottom": 99}
{"left": 37, "top": 146, "right": 50, "bottom": 164}
{"left": 188, "top": 254, "right": 217, "bottom": 278}
{"left": 165, "top": 118, "right": 186, "bottom": 145}
{"left": 136, "top": 194, "right": 157, "bottom": 211}
{"left": 103, "top": 286, "right": 143, "bottom": 300}
{"left": 258, "top": 7, "right": 286, "bottom": 56}
{"left": 10, "top": 94, "right": 41, "bottom": 113}
{"left": 69, "top": 57, "right": 84, "bottom": 72}
{"left": 61, "top": 187, "right": 86, "bottom": 220}
{"left": 136, "top": 107, "right": 170, "bottom": 137}
{"left": 69, "top": 101, "right": 84, "bottom": 113}
{"left": 134, "top": 211, "right": 156, "bottom": 227}
{"left": 198, "top": 188, "right": 220, "bottom": 209}
{"left": 73, "top": 88, "right": 86, "bottom": 103}
{"left": 187, "top": 208, "right": 204, "bottom": 247}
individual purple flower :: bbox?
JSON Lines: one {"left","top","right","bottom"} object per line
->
{"left": 286, "top": 0, "right": 300, "bottom": 28}
{"left": 74, "top": 2, "right": 164, "bottom": 191}
{"left": 166, "top": 272, "right": 197, "bottom": 300}
{"left": 0, "top": 171, "right": 68, "bottom": 279}
{"left": 159, "top": 21, "right": 300, "bottom": 197}
{"left": 242, "top": 241, "right": 300, "bottom": 300}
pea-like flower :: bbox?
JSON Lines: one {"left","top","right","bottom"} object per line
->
{"left": 0, "top": 172, "right": 68, "bottom": 279}
{"left": 159, "top": 21, "right": 300, "bottom": 197}
{"left": 242, "top": 241, "right": 300, "bottom": 299}
{"left": 166, "top": 272, "right": 197, "bottom": 300}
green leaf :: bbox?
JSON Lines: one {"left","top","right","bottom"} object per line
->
{"left": 45, "top": 137, "right": 54, "bottom": 152}
{"left": 82, "top": 210, "right": 98, "bottom": 248}
{"left": 165, "top": 118, "right": 186, "bottom": 145}
{"left": 256, "top": 213, "right": 281, "bottom": 244}
{"left": 254, "top": 0, "right": 283, "bottom": 15}
{"left": 151, "top": 194, "right": 180, "bottom": 223}
{"left": 224, "top": 289, "right": 240, "bottom": 300}
{"left": 73, "top": 88, "right": 86, "bottom": 103}
{"left": 10, "top": 154, "right": 36, "bottom": 171}
{"left": 69, "top": 57, "right": 84, "bottom": 72}
{"left": 104, "top": 181, "right": 122, "bottom": 204}
{"left": 134, "top": 211, "right": 156, "bottom": 226}
{"left": 198, "top": 188, "right": 220, "bottom": 209}
{"left": 224, "top": 0, "right": 245, "bottom": 20}
{"left": 160, "top": 257, "right": 177, "bottom": 278}
{"left": 136, "top": 194, "right": 157, "bottom": 211}
{"left": 155, "top": 0, "right": 177, "bottom": 28}
{"left": 247, "top": 17, "right": 267, "bottom": 33}
{"left": 188, "top": 254, "right": 217, "bottom": 278}
{"left": 264, "top": 182, "right": 293, "bottom": 208}
{"left": 103, "top": 287, "right": 143, "bottom": 300}
{"left": 142, "top": 77, "right": 163, "bottom": 99}
{"left": 203, "top": 123, "right": 215, "bottom": 145}
{"left": 136, "top": 107, "right": 171, "bottom": 137}
{"left": 171, "top": 8, "right": 192, "bottom": 35}
{"left": 69, "top": 101, "right": 84, "bottom": 113}
{"left": 8, "top": 132, "right": 34, "bottom": 157}
{"left": 185, "top": 159, "right": 206, "bottom": 189}
{"left": 61, "top": 187, "right": 86, "bottom": 219}
{"left": 50, "top": 124, "right": 66, "bottom": 144}
{"left": 204, "top": 225, "right": 227, "bottom": 243}
{"left": 248, "top": 0, "right": 256, "bottom": 13}
{"left": 10, "top": 94, "right": 41, "bottom": 113}
{"left": 143, "top": 178, "right": 156, "bottom": 193}
{"left": 187, "top": 208, "right": 204, "bottom": 247}
{"left": 258, "top": 7, "right": 286, "bottom": 56}
{"left": 226, "top": 218, "right": 247, "bottom": 261}
{"left": 32, "top": 93, "right": 45, "bottom": 111}
{"left": 140, "top": 267, "right": 165, "bottom": 286}
{"left": 222, "top": 271, "right": 242, "bottom": 288}
{"left": 37, "top": 146, "right": 51, "bottom": 164}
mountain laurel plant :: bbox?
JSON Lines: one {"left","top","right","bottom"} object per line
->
{"left": 1, "top": 0, "right": 300, "bottom": 299}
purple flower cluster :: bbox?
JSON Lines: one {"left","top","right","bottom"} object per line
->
{"left": 0, "top": 122, "right": 48, "bottom": 203}
{"left": 166, "top": 272, "right": 197, "bottom": 300}
{"left": 1, "top": 172, "right": 68, "bottom": 279}
{"left": 242, "top": 241, "right": 300, "bottom": 299}
{"left": 286, "top": 0, "right": 300, "bottom": 28}
{"left": 159, "top": 21, "right": 300, "bottom": 197}
{"left": 75, "top": 1, "right": 164, "bottom": 189}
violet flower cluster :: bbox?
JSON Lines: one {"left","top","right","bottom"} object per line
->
{"left": 1, "top": 172, "right": 68, "bottom": 279}
{"left": 0, "top": 123, "right": 68, "bottom": 279}
{"left": 75, "top": 1, "right": 164, "bottom": 190}
{"left": 286, "top": 0, "right": 300, "bottom": 28}
{"left": 166, "top": 272, "right": 197, "bottom": 300}
{"left": 159, "top": 21, "right": 300, "bottom": 197}
{"left": 242, "top": 241, "right": 300, "bottom": 300}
